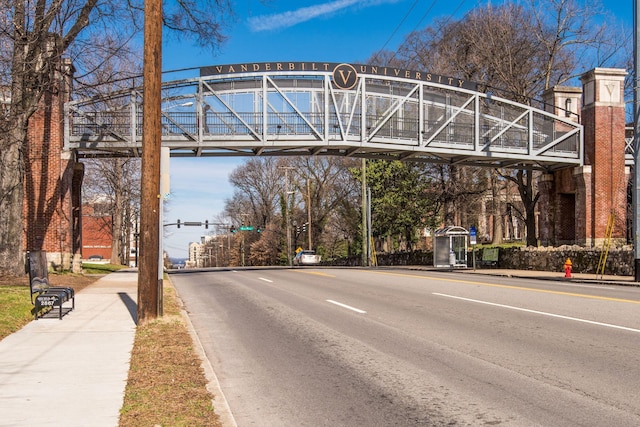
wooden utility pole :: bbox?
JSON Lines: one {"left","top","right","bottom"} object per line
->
{"left": 137, "top": 0, "right": 163, "bottom": 324}
{"left": 307, "top": 179, "right": 312, "bottom": 250}
{"left": 634, "top": 0, "right": 640, "bottom": 281}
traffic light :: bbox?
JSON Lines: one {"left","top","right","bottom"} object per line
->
{"left": 177, "top": 219, "right": 181, "bottom": 228}
{"left": 257, "top": 226, "right": 261, "bottom": 233}
{"left": 205, "top": 220, "right": 209, "bottom": 229}
{"left": 230, "top": 226, "right": 236, "bottom": 233}
{"left": 302, "top": 222, "right": 308, "bottom": 232}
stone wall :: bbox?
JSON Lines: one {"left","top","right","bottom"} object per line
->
{"left": 328, "top": 246, "right": 634, "bottom": 277}
{"left": 492, "top": 246, "right": 633, "bottom": 276}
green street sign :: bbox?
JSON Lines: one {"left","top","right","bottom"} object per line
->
{"left": 239, "top": 226, "right": 254, "bottom": 231}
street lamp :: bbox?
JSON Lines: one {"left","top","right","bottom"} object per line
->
{"left": 163, "top": 101, "right": 194, "bottom": 110}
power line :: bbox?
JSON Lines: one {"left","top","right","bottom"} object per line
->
{"left": 375, "top": 0, "right": 421, "bottom": 55}
{"left": 383, "top": 0, "right": 467, "bottom": 65}
{"left": 411, "top": 0, "right": 467, "bottom": 35}
{"left": 372, "top": 0, "right": 422, "bottom": 62}
{"left": 408, "top": 0, "right": 440, "bottom": 35}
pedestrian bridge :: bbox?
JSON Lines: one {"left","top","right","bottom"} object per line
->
{"left": 65, "top": 61, "right": 582, "bottom": 171}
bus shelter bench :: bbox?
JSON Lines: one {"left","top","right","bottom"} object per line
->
{"left": 27, "top": 251, "right": 75, "bottom": 320}
{"left": 480, "top": 248, "right": 499, "bottom": 267}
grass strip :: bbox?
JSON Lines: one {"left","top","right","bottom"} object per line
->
{"left": 119, "top": 283, "right": 222, "bottom": 427}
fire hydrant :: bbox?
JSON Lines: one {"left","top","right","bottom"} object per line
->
{"left": 564, "top": 258, "right": 572, "bottom": 278}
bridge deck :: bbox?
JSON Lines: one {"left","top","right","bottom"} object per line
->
{"left": 65, "top": 63, "right": 583, "bottom": 171}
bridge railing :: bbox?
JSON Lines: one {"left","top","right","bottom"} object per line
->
{"left": 65, "top": 67, "right": 583, "bottom": 170}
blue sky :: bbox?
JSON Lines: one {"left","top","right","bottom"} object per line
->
{"left": 160, "top": 0, "right": 633, "bottom": 258}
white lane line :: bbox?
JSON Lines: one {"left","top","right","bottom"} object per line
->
{"left": 259, "top": 277, "right": 273, "bottom": 283}
{"left": 433, "top": 293, "right": 640, "bottom": 334}
{"left": 326, "top": 299, "right": 367, "bottom": 314}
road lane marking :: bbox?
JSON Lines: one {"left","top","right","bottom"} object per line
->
{"left": 288, "top": 270, "right": 336, "bottom": 278}
{"left": 326, "top": 299, "right": 367, "bottom": 314}
{"left": 366, "top": 271, "right": 640, "bottom": 305}
{"left": 434, "top": 293, "right": 640, "bottom": 334}
{"left": 259, "top": 277, "right": 273, "bottom": 283}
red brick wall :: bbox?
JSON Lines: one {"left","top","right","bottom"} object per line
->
{"left": 581, "top": 81, "right": 627, "bottom": 241}
{"left": 81, "top": 204, "right": 113, "bottom": 260}
{"left": 573, "top": 167, "right": 592, "bottom": 243}
{"left": 22, "top": 63, "right": 80, "bottom": 269}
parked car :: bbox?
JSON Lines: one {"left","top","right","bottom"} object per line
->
{"left": 293, "top": 250, "right": 321, "bottom": 266}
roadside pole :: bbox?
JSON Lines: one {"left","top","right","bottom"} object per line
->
{"left": 361, "top": 158, "right": 368, "bottom": 267}
{"left": 470, "top": 226, "right": 477, "bottom": 271}
{"left": 634, "top": 0, "right": 640, "bottom": 281}
{"left": 138, "top": 0, "right": 162, "bottom": 324}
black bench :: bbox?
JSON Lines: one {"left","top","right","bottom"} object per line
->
{"left": 27, "top": 251, "right": 75, "bottom": 320}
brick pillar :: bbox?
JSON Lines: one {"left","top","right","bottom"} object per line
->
{"left": 23, "top": 59, "right": 78, "bottom": 270}
{"left": 579, "top": 68, "right": 627, "bottom": 247}
{"left": 537, "top": 173, "right": 555, "bottom": 246}
{"left": 573, "top": 166, "right": 592, "bottom": 245}
{"left": 71, "top": 163, "right": 84, "bottom": 272}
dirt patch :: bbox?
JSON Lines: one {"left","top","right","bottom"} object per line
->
{"left": 0, "top": 273, "right": 101, "bottom": 293}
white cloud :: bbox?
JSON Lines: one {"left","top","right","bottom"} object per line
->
{"left": 248, "top": 0, "right": 400, "bottom": 32}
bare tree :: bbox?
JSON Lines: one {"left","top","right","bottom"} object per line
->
{"left": 228, "top": 157, "right": 284, "bottom": 228}
{"left": 223, "top": 156, "right": 361, "bottom": 265}
{"left": 0, "top": 0, "right": 234, "bottom": 274}
{"left": 290, "top": 157, "right": 361, "bottom": 253}
{"left": 82, "top": 158, "right": 141, "bottom": 264}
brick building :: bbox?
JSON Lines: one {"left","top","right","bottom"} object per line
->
{"left": 80, "top": 203, "right": 113, "bottom": 261}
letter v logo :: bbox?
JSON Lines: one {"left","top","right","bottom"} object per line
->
{"left": 332, "top": 64, "right": 358, "bottom": 90}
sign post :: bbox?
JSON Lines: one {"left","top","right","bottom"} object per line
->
{"left": 469, "top": 226, "right": 477, "bottom": 271}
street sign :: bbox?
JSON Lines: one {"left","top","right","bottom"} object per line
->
{"left": 239, "top": 226, "right": 254, "bottom": 231}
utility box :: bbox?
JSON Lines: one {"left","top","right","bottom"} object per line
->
{"left": 433, "top": 226, "right": 468, "bottom": 268}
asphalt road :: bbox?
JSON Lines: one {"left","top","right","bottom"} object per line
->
{"left": 170, "top": 267, "right": 640, "bottom": 426}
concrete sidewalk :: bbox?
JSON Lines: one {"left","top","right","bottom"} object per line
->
{"left": 0, "top": 270, "right": 138, "bottom": 427}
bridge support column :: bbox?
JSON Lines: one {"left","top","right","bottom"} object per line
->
{"left": 537, "top": 168, "right": 579, "bottom": 246}
{"left": 23, "top": 59, "right": 83, "bottom": 272}
{"left": 537, "top": 173, "right": 555, "bottom": 246}
{"left": 538, "top": 68, "right": 627, "bottom": 248}
{"left": 573, "top": 166, "right": 593, "bottom": 246}
{"left": 578, "top": 68, "right": 628, "bottom": 247}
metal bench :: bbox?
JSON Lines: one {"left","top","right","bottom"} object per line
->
{"left": 27, "top": 251, "right": 75, "bottom": 320}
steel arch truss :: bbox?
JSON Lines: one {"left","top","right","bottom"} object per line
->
{"left": 65, "top": 64, "right": 583, "bottom": 170}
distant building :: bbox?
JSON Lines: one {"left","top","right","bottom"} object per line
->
{"left": 81, "top": 203, "right": 112, "bottom": 261}
{"left": 188, "top": 241, "right": 204, "bottom": 268}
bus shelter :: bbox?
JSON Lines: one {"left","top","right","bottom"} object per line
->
{"left": 433, "top": 226, "right": 468, "bottom": 268}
